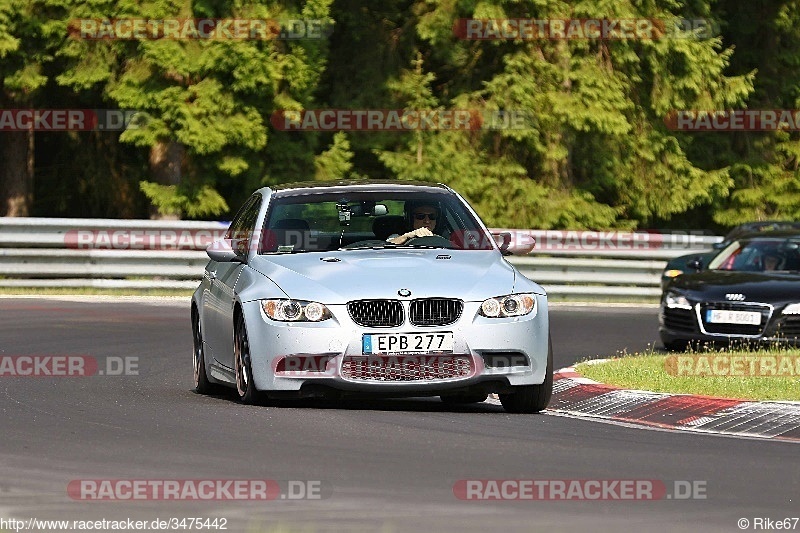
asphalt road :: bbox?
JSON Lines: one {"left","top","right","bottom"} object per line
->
{"left": 0, "top": 298, "right": 796, "bottom": 533}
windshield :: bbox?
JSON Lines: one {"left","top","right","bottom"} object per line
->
{"left": 707, "top": 237, "right": 800, "bottom": 272}
{"left": 259, "top": 190, "right": 495, "bottom": 254}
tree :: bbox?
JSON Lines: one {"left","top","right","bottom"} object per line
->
{"left": 314, "top": 132, "right": 358, "bottom": 180}
{"left": 54, "top": 0, "right": 332, "bottom": 218}
{"left": 0, "top": 0, "right": 50, "bottom": 216}
{"left": 402, "top": 0, "right": 753, "bottom": 228}
{"left": 708, "top": 0, "right": 800, "bottom": 225}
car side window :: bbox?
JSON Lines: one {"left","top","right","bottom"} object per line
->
{"left": 226, "top": 193, "right": 262, "bottom": 256}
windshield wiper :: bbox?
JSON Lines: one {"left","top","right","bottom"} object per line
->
{"left": 263, "top": 250, "right": 306, "bottom": 255}
{"left": 338, "top": 243, "right": 400, "bottom": 251}
{"left": 397, "top": 243, "right": 446, "bottom": 249}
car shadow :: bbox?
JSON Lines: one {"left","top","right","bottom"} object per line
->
{"left": 279, "top": 396, "right": 507, "bottom": 413}
{"left": 191, "top": 388, "right": 510, "bottom": 413}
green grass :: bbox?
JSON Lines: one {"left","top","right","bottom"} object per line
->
{"left": 0, "top": 287, "right": 193, "bottom": 297}
{"left": 575, "top": 346, "right": 800, "bottom": 401}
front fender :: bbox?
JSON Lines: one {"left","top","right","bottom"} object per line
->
{"left": 236, "top": 267, "right": 288, "bottom": 303}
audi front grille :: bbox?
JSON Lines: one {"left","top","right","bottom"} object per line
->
{"left": 698, "top": 302, "right": 771, "bottom": 336}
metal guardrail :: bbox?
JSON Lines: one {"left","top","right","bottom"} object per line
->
{"left": 0, "top": 218, "right": 722, "bottom": 298}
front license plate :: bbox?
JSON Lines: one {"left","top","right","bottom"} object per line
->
{"left": 362, "top": 332, "right": 454, "bottom": 355}
{"left": 705, "top": 309, "right": 761, "bottom": 325}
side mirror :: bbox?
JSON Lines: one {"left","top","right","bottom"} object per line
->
{"left": 207, "top": 239, "right": 245, "bottom": 263}
{"left": 687, "top": 257, "right": 703, "bottom": 271}
{"left": 491, "top": 231, "right": 536, "bottom": 255}
{"left": 492, "top": 232, "right": 513, "bottom": 255}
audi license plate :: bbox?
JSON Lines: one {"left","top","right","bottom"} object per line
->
{"left": 362, "top": 332, "right": 454, "bottom": 355}
{"left": 705, "top": 310, "right": 761, "bottom": 325}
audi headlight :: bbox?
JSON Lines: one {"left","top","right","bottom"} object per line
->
{"left": 261, "top": 299, "right": 331, "bottom": 322}
{"left": 664, "top": 292, "right": 692, "bottom": 310}
{"left": 479, "top": 294, "right": 536, "bottom": 318}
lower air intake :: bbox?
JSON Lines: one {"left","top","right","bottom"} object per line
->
{"left": 341, "top": 355, "right": 473, "bottom": 381}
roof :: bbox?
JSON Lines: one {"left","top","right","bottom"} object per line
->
{"left": 725, "top": 221, "right": 800, "bottom": 239}
{"left": 266, "top": 179, "right": 450, "bottom": 197}
{"left": 731, "top": 229, "right": 800, "bottom": 241}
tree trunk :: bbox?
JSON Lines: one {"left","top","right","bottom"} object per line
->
{"left": 147, "top": 140, "right": 185, "bottom": 219}
{"left": 0, "top": 130, "right": 34, "bottom": 217}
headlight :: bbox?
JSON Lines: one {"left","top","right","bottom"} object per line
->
{"left": 664, "top": 292, "right": 692, "bottom": 310}
{"left": 261, "top": 299, "right": 331, "bottom": 322}
{"left": 783, "top": 303, "right": 800, "bottom": 315}
{"left": 479, "top": 294, "right": 536, "bottom": 318}
{"left": 663, "top": 269, "right": 683, "bottom": 279}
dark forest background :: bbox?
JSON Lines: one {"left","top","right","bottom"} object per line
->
{"left": 1, "top": 0, "right": 799, "bottom": 231}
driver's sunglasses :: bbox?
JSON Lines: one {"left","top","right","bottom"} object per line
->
{"left": 414, "top": 212, "right": 438, "bottom": 221}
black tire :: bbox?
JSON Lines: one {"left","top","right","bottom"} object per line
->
{"left": 440, "top": 393, "right": 489, "bottom": 404}
{"left": 192, "top": 308, "right": 218, "bottom": 395}
{"left": 234, "top": 312, "right": 266, "bottom": 405}
{"left": 499, "top": 337, "right": 553, "bottom": 414}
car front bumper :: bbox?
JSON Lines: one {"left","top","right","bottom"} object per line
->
{"left": 660, "top": 303, "right": 800, "bottom": 346}
{"left": 242, "top": 297, "right": 550, "bottom": 395}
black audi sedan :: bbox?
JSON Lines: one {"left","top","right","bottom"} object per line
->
{"left": 660, "top": 231, "right": 800, "bottom": 350}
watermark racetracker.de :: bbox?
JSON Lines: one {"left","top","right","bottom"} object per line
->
{"left": 665, "top": 110, "right": 800, "bottom": 131}
{"left": 64, "top": 228, "right": 228, "bottom": 250}
{"left": 0, "top": 517, "right": 229, "bottom": 531}
{"left": 453, "top": 18, "right": 718, "bottom": 40}
{"left": 453, "top": 479, "right": 708, "bottom": 500}
{"left": 67, "top": 479, "right": 330, "bottom": 500}
{"left": 0, "top": 109, "right": 147, "bottom": 131}
{"left": 270, "top": 109, "right": 535, "bottom": 131}
{"left": 0, "top": 355, "right": 139, "bottom": 377}
{"left": 665, "top": 355, "right": 800, "bottom": 377}
{"left": 68, "top": 18, "right": 333, "bottom": 40}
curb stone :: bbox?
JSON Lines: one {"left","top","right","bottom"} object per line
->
{"left": 544, "top": 365, "right": 800, "bottom": 442}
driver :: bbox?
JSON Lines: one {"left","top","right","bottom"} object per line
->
{"left": 387, "top": 201, "right": 439, "bottom": 244}
{"left": 762, "top": 252, "right": 783, "bottom": 271}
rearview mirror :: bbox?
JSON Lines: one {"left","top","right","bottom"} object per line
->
{"left": 337, "top": 202, "right": 389, "bottom": 220}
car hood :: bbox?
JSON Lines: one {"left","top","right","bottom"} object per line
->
{"left": 668, "top": 270, "right": 800, "bottom": 302}
{"left": 248, "top": 249, "right": 521, "bottom": 304}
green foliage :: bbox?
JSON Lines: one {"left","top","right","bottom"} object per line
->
{"left": 49, "top": 0, "right": 329, "bottom": 217}
{"left": 706, "top": 0, "right": 800, "bottom": 226}
{"left": 314, "top": 132, "right": 356, "bottom": 180}
{"left": 0, "top": 4, "right": 21, "bottom": 59}
{"left": 139, "top": 181, "right": 228, "bottom": 218}
{"left": 1, "top": 0, "right": 798, "bottom": 230}
{"left": 0, "top": 0, "right": 52, "bottom": 99}
{"left": 366, "top": 0, "right": 756, "bottom": 228}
